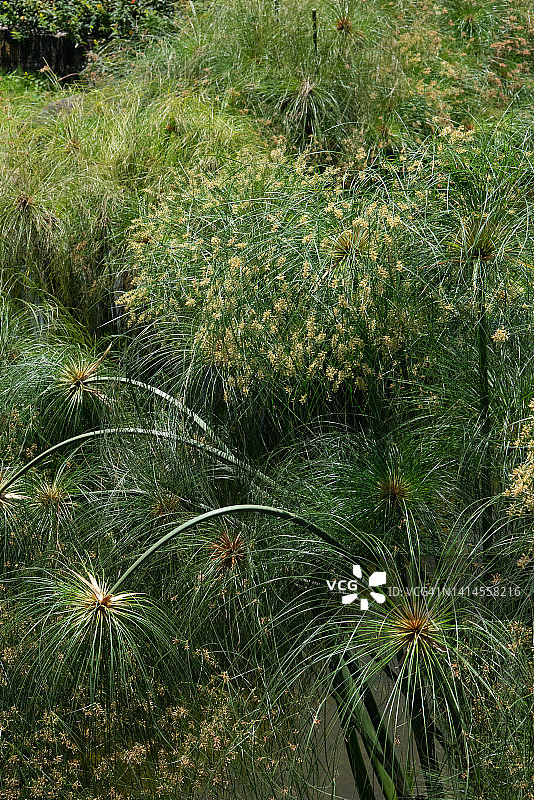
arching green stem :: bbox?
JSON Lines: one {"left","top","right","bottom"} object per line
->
{"left": 88, "top": 376, "right": 218, "bottom": 443}
{"left": 111, "top": 504, "right": 354, "bottom": 593}
{"left": 0, "top": 429, "right": 276, "bottom": 498}
{"left": 0, "top": 429, "right": 173, "bottom": 496}
{"left": 86, "top": 376, "right": 275, "bottom": 488}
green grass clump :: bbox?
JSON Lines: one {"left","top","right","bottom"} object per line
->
{"left": 0, "top": 68, "right": 270, "bottom": 330}
{"left": 2, "top": 0, "right": 534, "bottom": 331}
{"left": 96, "top": 0, "right": 534, "bottom": 153}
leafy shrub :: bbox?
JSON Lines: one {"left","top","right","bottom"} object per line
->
{"left": 120, "top": 124, "right": 534, "bottom": 427}
{"left": 0, "top": 0, "right": 176, "bottom": 44}
{"left": 120, "top": 149, "right": 422, "bottom": 410}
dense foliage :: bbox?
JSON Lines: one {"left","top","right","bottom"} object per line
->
{"left": 2, "top": 2, "right": 534, "bottom": 799}
{"left": 0, "top": 0, "right": 175, "bottom": 43}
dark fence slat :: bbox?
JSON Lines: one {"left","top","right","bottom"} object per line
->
{"left": 0, "top": 27, "right": 85, "bottom": 75}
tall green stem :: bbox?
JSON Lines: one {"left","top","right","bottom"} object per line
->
{"left": 331, "top": 658, "right": 400, "bottom": 800}
{"left": 475, "top": 257, "right": 493, "bottom": 552}
{"left": 312, "top": 8, "right": 318, "bottom": 56}
{"left": 360, "top": 678, "right": 411, "bottom": 797}
{"left": 332, "top": 682, "right": 377, "bottom": 800}
{"left": 408, "top": 678, "right": 443, "bottom": 798}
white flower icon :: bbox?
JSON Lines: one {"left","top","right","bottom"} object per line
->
{"left": 341, "top": 565, "right": 387, "bottom": 610}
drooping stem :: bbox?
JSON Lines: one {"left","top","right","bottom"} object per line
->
{"left": 87, "top": 376, "right": 276, "bottom": 488}
{"left": 1, "top": 428, "right": 277, "bottom": 499}
{"left": 0, "top": 428, "right": 169, "bottom": 495}
{"left": 88, "top": 376, "right": 219, "bottom": 444}
{"left": 111, "top": 504, "right": 354, "bottom": 593}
